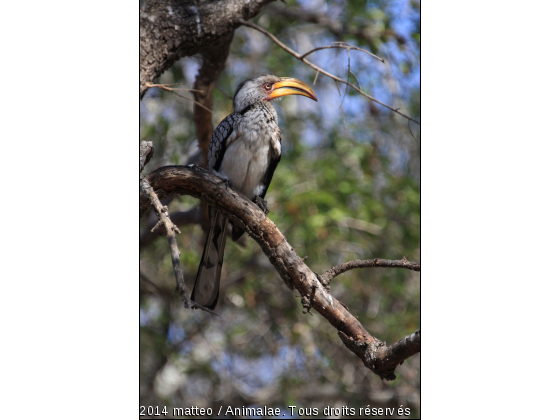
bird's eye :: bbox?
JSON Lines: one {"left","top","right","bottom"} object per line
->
{"left": 264, "top": 83, "right": 272, "bottom": 90}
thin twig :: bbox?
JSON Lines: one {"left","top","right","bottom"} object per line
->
{"left": 301, "top": 43, "right": 384, "bottom": 63}
{"left": 334, "top": 80, "right": 341, "bottom": 96}
{"left": 238, "top": 19, "right": 419, "bottom": 125}
{"left": 341, "top": 48, "right": 351, "bottom": 106}
{"left": 349, "top": 70, "right": 362, "bottom": 91}
{"left": 339, "top": 48, "right": 351, "bottom": 139}
{"left": 146, "top": 82, "right": 204, "bottom": 91}
{"left": 408, "top": 119, "right": 419, "bottom": 144}
{"left": 145, "top": 82, "right": 213, "bottom": 113}
{"left": 313, "top": 69, "right": 320, "bottom": 85}
{"left": 214, "top": 85, "right": 233, "bottom": 100}
{"left": 340, "top": 107, "right": 348, "bottom": 139}
{"left": 320, "top": 257, "right": 420, "bottom": 286}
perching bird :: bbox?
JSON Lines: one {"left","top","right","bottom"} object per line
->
{"left": 191, "top": 74, "right": 318, "bottom": 309}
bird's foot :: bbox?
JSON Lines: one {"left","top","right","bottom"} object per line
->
{"left": 255, "top": 196, "right": 269, "bottom": 215}
{"left": 218, "top": 177, "right": 234, "bottom": 190}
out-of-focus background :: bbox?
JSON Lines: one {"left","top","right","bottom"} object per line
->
{"left": 140, "top": 0, "right": 420, "bottom": 417}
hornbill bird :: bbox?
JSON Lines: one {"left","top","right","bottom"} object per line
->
{"left": 191, "top": 74, "right": 318, "bottom": 310}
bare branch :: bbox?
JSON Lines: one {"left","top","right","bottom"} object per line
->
{"left": 144, "top": 83, "right": 204, "bottom": 92}
{"left": 320, "top": 257, "right": 420, "bottom": 287}
{"left": 140, "top": 207, "right": 201, "bottom": 249}
{"left": 349, "top": 70, "right": 362, "bottom": 91}
{"left": 301, "top": 43, "right": 384, "bottom": 63}
{"left": 140, "top": 178, "right": 189, "bottom": 308}
{"left": 139, "top": 165, "right": 419, "bottom": 379}
{"left": 376, "top": 330, "right": 421, "bottom": 377}
{"left": 238, "top": 19, "right": 420, "bottom": 125}
{"left": 140, "top": 177, "right": 217, "bottom": 316}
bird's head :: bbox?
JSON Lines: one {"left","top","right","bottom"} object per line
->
{"left": 233, "top": 74, "right": 317, "bottom": 113}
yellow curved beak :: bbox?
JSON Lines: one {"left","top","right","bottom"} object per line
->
{"left": 269, "top": 77, "right": 318, "bottom": 102}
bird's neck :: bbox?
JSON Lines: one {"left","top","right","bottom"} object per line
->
{"left": 236, "top": 101, "right": 277, "bottom": 120}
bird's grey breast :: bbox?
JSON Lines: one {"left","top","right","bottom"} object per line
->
{"left": 219, "top": 105, "right": 281, "bottom": 198}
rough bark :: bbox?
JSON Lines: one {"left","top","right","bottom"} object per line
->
{"left": 140, "top": 165, "right": 420, "bottom": 380}
{"left": 140, "top": 141, "right": 154, "bottom": 173}
{"left": 140, "top": 0, "right": 276, "bottom": 99}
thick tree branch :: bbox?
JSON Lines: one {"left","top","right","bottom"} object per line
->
{"left": 140, "top": 141, "right": 154, "bottom": 173}
{"left": 239, "top": 19, "right": 420, "bottom": 125}
{"left": 139, "top": 165, "right": 419, "bottom": 379}
{"left": 376, "top": 330, "right": 421, "bottom": 375}
{"left": 320, "top": 258, "right": 420, "bottom": 287}
{"left": 140, "top": 0, "right": 276, "bottom": 99}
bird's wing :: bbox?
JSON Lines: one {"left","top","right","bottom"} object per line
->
{"left": 258, "top": 130, "right": 282, "bottom": 200}
{"left": 208, "top": 113, "right": 242, "bottom": 172}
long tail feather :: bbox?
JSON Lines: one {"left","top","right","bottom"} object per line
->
{"left": 191, "top": 208, "right": 227, "bottom": 309}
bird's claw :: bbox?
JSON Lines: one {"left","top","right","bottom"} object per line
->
{"left": 255, "top": 196, "right": 269, "bottom": 215}
{"left": 218, "top": 177, "right": 234, "bottom": 190}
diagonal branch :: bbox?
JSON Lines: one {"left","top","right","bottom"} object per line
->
{"left": 140, "top": 178, "right": 189, "bottom": 309}
{"left": 140, "top": 178, "right": 217, "bottom": 316}
{"left": 238, "top": 19, "right": 420, "bottom": 125}
{"left": 139, "top": 165, "right": 419, "bottom": 380}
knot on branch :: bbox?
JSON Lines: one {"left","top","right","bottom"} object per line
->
{"left": 301, "top": 284, "right": 317, "bottom": 314}
{"left": 338, "top": 331, "right": 396, "bottom": 381}
{"left": 301, "top": 295, "right": 311, "bottom": 314}
{"left": 316, "top": 271, "right": 331, "bottom": 291}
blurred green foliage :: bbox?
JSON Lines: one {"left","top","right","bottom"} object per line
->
{"left": 141, "top": 0, "right": 419, "bottom": 417}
